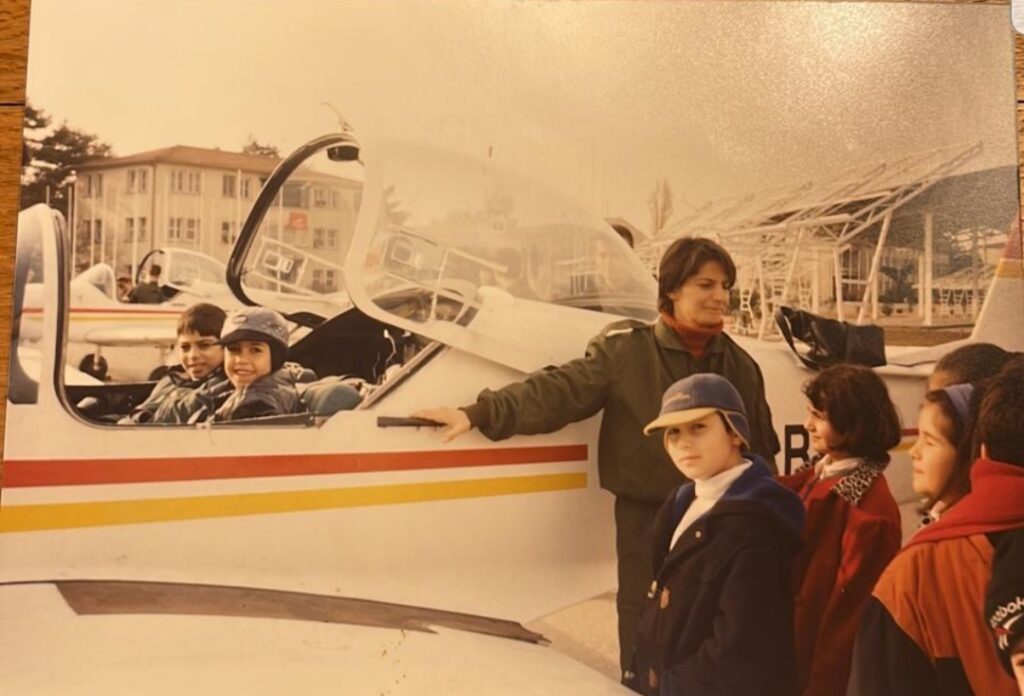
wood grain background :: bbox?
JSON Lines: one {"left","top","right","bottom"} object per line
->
{"left": 0, "top": 0, "right": 1021, "bottom": 459}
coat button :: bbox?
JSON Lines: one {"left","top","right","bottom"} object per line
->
{"left": 659, "top": 587, "right": 670, "bottom": 609}
{"left": 694, "top": 530, "right": 702, "bottom": 539}
{"left": 649, "top": 669, "right": 659, "bottom": 689}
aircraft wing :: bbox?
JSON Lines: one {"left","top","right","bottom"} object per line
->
{"left": 0, "top": 581, "right": 629, "bottom": 695}
{"left": 885, "top": 339, "right": 972, "bottom": 368}
{"left": 78, "top": 325, "right": 178, "bottom": 348}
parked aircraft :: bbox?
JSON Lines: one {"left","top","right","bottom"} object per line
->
{"left": 1, "top": 127, "right": 1020, "bottom": 692}
{"left": 18, "top": 245, "right": 351, "bottom": 382}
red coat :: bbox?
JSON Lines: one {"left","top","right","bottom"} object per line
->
{"left": 778, "top": 461, "right": 901, "bottom": 696}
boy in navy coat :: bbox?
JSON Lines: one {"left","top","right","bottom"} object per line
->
{"left": 627, "top": 374, "right": 804, "bottom": 696}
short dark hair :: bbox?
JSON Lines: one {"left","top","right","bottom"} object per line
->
{"left": 933, "top": 343, "right": 1013, "bottom": 386}
{"left": 177, "top": 303, "right": 226, "bottom": 338}
{"left": 149, "top": 264, "right": 162, "bottom": 277}
{"left": 803, "top": 364, "right": 902, "bottom": 462}
{"left": 657, "top": 237, "right": 736, "bottom": 315}
{"left": 972, "top": 358, "right": 1024, "bottom": 466}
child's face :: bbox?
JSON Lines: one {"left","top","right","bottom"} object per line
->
{"left": 909, "top": 401, "right": 958, "bottom": 501}
{"left": 663, "top": 413, "right": 743, "bottom": 481}
{"left": 224, "top": 340, "right": 272, "bottom": 388}
{"left": 177, "top": 331, "right": 224, "bottom": 381}
{"left": 804, "top": 403, "right": 846, "bottom": 458}
{"left": 1011, "top": 640, "right": 1024, "bottom": 694}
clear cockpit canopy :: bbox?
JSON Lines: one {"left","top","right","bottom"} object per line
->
{"left": 240, "top": 149, "right": 364, "bottom": 318}
{"left": 349, "top": 139, "right": 657, "bottom": 329}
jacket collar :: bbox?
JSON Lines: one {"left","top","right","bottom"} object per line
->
{"left": 909, "top": 458, "right": 1024, "bottom": 547}
{"left": 654, "top": 317, "right": 726, "bottom": 355}
{"left": 670, "top": 455, "right": 805, "bottom": 540}
{"left": 793, "top": 457, "right": 886, "bottom": 508}
{"left": 169, "top": 365, "right": 228, "bottom": 389}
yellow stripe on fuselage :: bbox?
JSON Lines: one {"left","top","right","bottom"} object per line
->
{"left": 0, "top": 472, "right": 586, "bottom": 534}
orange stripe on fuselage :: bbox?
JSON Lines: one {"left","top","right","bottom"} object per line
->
{"left": 3, "top": 445, "right": 589, "bottom": 488}
{"left": 23, "top": 307, "right": 182, "bottom": 316}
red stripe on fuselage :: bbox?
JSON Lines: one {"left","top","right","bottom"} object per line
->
{"left": 22, "top": 307, "right": 181, "bottom": 316}
{"left": 2, "top": 445, "right": 589, "bottom": 488}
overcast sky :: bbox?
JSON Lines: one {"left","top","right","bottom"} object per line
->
{"left": 25, "top": 0, "right": 1018, "bottom": 228}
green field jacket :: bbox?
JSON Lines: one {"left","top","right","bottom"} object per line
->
{"left": 463, "top": 318, "right": 780, "bottom": 502}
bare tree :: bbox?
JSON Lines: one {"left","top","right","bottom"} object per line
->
{"left": 648, "top": 177, "right": 674, "bottom": 235}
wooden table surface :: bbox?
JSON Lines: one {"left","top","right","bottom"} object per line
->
{"left": 0, "top": 0, "right": 1021, "bottom": 460}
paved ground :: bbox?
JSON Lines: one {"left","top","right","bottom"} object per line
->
{"left": 526, "top": 590, "right": 621, "bottom": 682}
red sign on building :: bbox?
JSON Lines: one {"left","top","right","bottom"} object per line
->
{"left": 288, "top": 211, "right": 308, "bottom": 230}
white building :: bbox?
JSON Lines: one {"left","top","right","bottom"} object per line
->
{"left": 72, "top": 145, "right": 362, "bottom": 287}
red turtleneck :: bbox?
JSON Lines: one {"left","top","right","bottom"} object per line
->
{"left": 659, "top": 311, "right": 724, "bottom": 359}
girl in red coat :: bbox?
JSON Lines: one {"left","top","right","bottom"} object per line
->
{"left": 777, "top": 365, "right": 902, "bottom": 696}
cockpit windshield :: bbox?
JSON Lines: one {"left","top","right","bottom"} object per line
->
{"left": 346, "top": 139, "right": 656, "bottom": 362}
{"left": 241, "top": 150, "right": 363, "bottom": 318}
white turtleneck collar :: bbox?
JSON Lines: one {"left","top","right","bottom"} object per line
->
{"left": 670, "top": 460, "right": 753, "bottom": 551}
{"left": 816, "top": 454, "right": 864, "bottom": 480}
{"left": 694, "top": 460, "right": 754, "bottom": 499}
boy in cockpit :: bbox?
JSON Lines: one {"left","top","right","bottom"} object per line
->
{"left": 123, "top": 302, "right": 232, "bottom": 424}
{"left": 209, "top": 306, "right": 313, "bottom": 421}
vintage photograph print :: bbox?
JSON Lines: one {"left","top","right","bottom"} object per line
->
{"left": 2, "top": 1, "right": 1023, "bottom": 692}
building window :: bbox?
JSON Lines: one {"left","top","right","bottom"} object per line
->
{"left": 241, "top": 178, "right": 252, "bottom": 198}
{"left": 223, "top": 174, "right": 236, "bottom": 197}
{"left": 92, "top": 219, "right": 103, "bottom": 245}
{"left": 171, "top": 170, "right": 202, "bottom": 194}
{"left": 282, "top": 182, "right": 308, "bottom": 208}
{"left": 312, "top": 269, "right": 338, "bottom": 292}
{"left": 126, "top": 169, "right": 148, "bottom": 194}
{"left": 125, "top": 217, "right": 148, "bottom": 242}
{"left": 221, "top": 221, "right": 238, "bottom": 244}
{"left": 313, "top": 187, "right": 334, "bottom": 209}
{"left": 168, "top": 217, "right": 199, "bottom": 243}
{"left": 312, "top": 228, "right": 338, "bottom": 250}
{"left": 83, "top": 173, "right": 104, "bottom": 198}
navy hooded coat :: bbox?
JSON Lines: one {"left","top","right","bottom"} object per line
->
{"left": 627, "top": 457, "right": 805, "bottom": 696}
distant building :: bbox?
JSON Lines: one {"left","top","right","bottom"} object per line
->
{"left": 73, "top": 145, "right": 362, "bottom": 285}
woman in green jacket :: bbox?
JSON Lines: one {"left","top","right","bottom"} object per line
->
{"left": 416, "top": 237, "right": 780, "bottom": 676}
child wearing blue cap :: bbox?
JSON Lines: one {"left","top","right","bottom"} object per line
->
{"left": 626, "top": 373, "right": 804, "bottom": 696}
{"left": 205, "top": 306, "right": 314, "bottom": 421}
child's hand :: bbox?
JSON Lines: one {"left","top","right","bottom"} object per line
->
{"left": 412, "top": 407, "right": 472, "bottom": 443}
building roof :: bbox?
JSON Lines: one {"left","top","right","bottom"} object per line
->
{"left": 76, "top": 145, "right": 361, "bottom": 187}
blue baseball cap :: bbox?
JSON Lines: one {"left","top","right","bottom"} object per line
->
{"left": 644, "top": 373, "right": 752, "bottom": 447}
{"left": 220, "top": 306, "right": 290, "bottom": 371}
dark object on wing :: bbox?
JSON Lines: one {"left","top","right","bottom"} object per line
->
{"left": 42, "top": 579, "right": 546, "bottom": 644}
{"left": 775, "top": 306, "right": 886, "bottom": 371}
